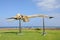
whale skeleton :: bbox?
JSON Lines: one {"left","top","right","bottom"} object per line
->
{"left": 7, "top": 13, "right": 54, "bottom": 33}
{"left": 7, "top": 14, "right": 53, "bottom": 22}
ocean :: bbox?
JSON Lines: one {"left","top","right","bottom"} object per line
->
{"left": 0, "top": 26, "right": 60, "bottom": 28}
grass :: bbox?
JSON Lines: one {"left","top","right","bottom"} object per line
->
{"left": 0, "top": 29, "right": 60, "bottom": 40}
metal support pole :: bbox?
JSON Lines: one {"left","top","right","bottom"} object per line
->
{"left": 42, "top": 17, "right": 45, "bottom": 35}
{"left": 19, "top": 19, "right": 21, "bottom": 33}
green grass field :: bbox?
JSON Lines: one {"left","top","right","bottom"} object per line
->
{"left": 0, "top": 29, "right": 60, "bottom": 40}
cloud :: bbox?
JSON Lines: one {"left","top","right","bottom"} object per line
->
{"left": 33, "top": 0, "right": 60, "bottom": 10}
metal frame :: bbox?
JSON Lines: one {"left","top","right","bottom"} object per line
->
{"left": 42, "top": 17, "right": 54, "bottom": 36}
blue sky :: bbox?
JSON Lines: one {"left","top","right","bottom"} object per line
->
{"left": 0, "top": 0, "right": 60, "bottom": 27}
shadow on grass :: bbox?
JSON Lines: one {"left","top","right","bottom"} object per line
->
{"left": 1, "top": 32, "right": 19, "bottom": 34}
{"left": 0, "top": 31, "right": 42, "bottom": 35}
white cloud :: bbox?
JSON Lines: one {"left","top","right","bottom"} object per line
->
{"left": 33, "top": 0, "right": 60, "bottom": 10}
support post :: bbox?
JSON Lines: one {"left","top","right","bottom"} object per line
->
{"left": 19, "top": 19, "right": 21, "bottom": 33}
{"left": 42, "top": 17, "right": 45, "bottom": 36}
